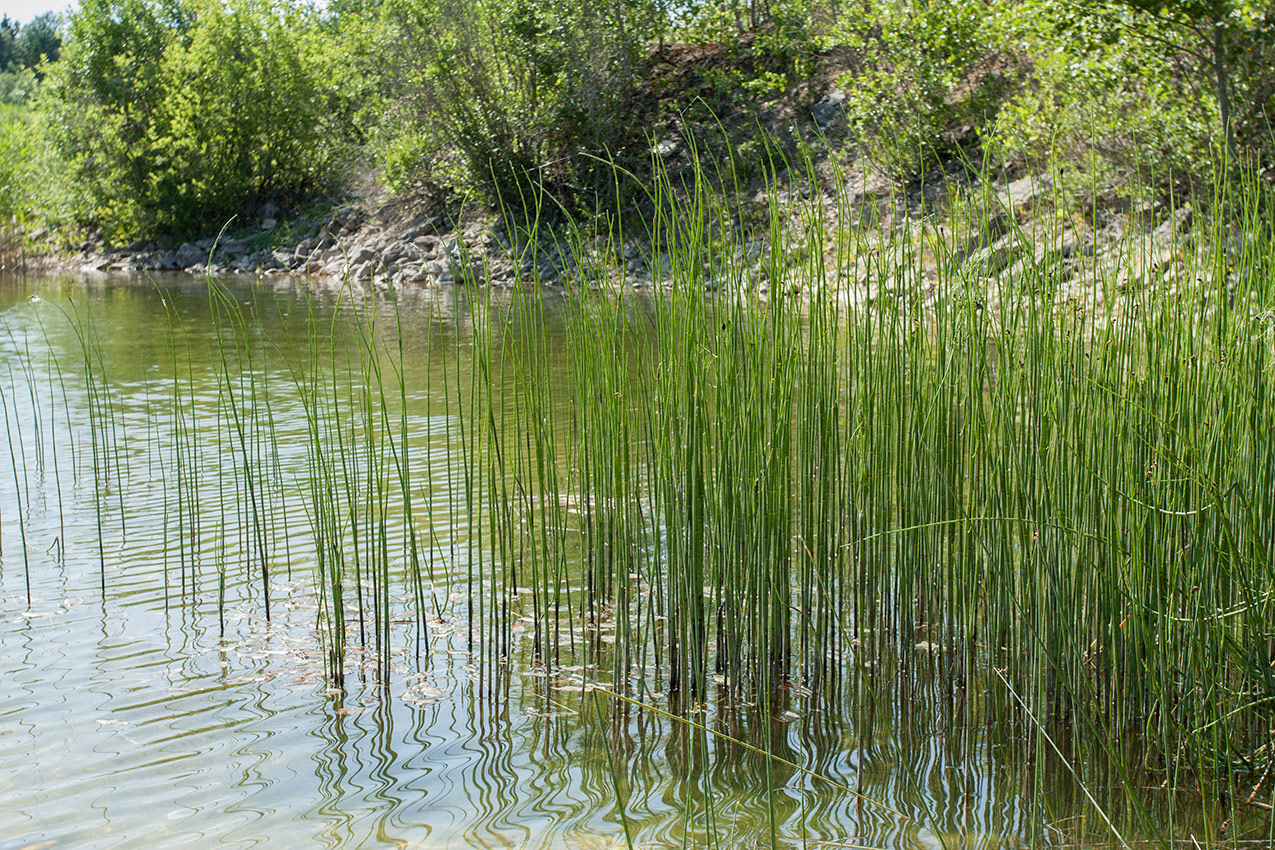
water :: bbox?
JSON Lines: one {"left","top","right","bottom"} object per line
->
{"left": 0, "top": 272, "right": 1255, "bottom": 849}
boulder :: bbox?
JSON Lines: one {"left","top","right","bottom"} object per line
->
{"left": 175, "top": 243, "right": 205, "bottom": 268}
{"left": 812, "top": 88, "right": 847, "bottom": 134}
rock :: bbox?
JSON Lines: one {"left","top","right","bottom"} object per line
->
{"left": 382, "top": 244, "right": 410, "bottom": 265}
{"left": 961, "top": 238, "right": 1021, "bottom": 277}
{"left": 395, "top": 268, "right": 432, "bottom": 285}
{"left": 951, "top": 212, "right": 1012, "bottom": 272}
{"left": 175, "top": 243, "right": 205, "bottom": 268}
{"left": 1153, "top": 204, "right": 1191, "bottom": 244}
{"left": 812, "top": 88, "right": 846, "bottom": 133}
{"left": 157, "top": 250, "right": 180, "bottom": 270}
{"left": 400, "top": 218, "right": 436, "bottom": 241}
{"left": 415, "top": 234, "right": 442, "bottom": 256}
{"left": 652, "top": 138, "right": 678, "bottom": 158}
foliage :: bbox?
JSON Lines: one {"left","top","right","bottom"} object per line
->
{"left": 830, "top": 0, "right": 1011, "bottom": 181}
{"left": 0, "top": 104, "right": 75, "bottom": 226}
{"left": 0, "top": 69, "right": 38, "bottom": 106}
{"left": 379, "top": 0, "right": 662, "bottom": 212}
{"left": 40, "top": 0, "right": 354, "bottom": 239}
{"left": 989, "top": 0, "right": 1274, "bottom": 186}
{"left": 0, "top": 12, "right": 62, "bottom": 74}
{"left": 3, "top": 0, "right": 1274, "bottom": 237}
{"left": 0, "top": 104, "right": 33, "bottom": 219}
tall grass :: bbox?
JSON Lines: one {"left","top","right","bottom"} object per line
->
{"left": 5, "top": 151, "right": 1275, "bottom": 844}
{"left": 443, "top": 153, "right": 1275, "bottom": 831}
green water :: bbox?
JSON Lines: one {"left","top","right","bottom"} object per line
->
{"left": 0, "top": 272, "right": 1259, "bottom": 849}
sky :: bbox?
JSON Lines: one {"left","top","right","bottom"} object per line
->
{"left": 3, "top": 1, "right": 75, "bottom": 25}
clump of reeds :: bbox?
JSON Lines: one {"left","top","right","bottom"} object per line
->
{"left": 448, "top": 150, "right": 1275, "bottom": 836}
{"left": 6, "top": 143, "right": 1274, "bottom": 846}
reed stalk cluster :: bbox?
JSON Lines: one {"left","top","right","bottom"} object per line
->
{"left": 3, "top": 157, "right": 1274, "bottom": 843}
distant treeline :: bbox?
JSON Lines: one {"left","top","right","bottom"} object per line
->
{"left": 0, "top": 13, "right": 60, "bottom": 75}
{"left": 0, "top": 13, "right": 60, "bottom": 104}
{"left": 1, "top": 0, "right": 1272, "bottom": 240}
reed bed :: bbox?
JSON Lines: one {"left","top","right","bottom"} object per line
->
{"left": 3, "top": 158, "right": 1274, "bottom": 845}
{"left": 448, "top": 160, "right": 1275, "bottom": 836}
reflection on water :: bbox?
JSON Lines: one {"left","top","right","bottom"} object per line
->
{"left": 0, "top": 272, "right": 1261, "bottom": 848}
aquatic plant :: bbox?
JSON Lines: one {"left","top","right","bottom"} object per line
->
{"left": 3, "top": 151, "right": 1274, "bottom": 847}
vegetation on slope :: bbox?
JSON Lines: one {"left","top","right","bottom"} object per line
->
{"left": 0, "top": 0, "right": 1270, "bottom": 245}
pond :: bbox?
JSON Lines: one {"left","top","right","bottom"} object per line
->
{"left": 0, "top": 272, "right": 1266, "bottom": 849}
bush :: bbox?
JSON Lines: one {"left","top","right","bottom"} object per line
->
{"left": 0, "top": 104, "right": 75, "bottom": 227}
{"left": 988, "top": 1, "right": 1275, "bottom": 188}
{"left": 41, "top": 0, "right": 353, "bottom": 239}
{"left": 832, "top": 0, "right": 1010, "bottom": 181}
{"left": 381, "top": 0, "right": 661, "bottom": 213}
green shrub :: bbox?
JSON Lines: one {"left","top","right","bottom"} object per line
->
{"left": 0, "top": 105, "right": 32, "bottom": 219}
{"left": 0, "top": 104, "right": 75, "bottom": 227}
{"left": 380, "top": 0, "right": 661, "bottom": 213}
{"left": 988, "top": 0, "right": 1275, "bottom": 187}
{"left": 832, "top": 0, "right": 1009, "bottom": 181}
{"left": 41, "top": 0, "right": 354, "bottom": 239}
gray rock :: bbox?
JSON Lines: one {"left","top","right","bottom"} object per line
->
{"left": 400, "top": 219, "right": 436, "bottom": 241}
{"left": 961, "top": 239, "right": 1021, "bottom": 277}
{"left": 812, "top": 89, "right": 846, "bottom": 133}
{"left": 415, "top": 234, "right": 442, "bottom": 256}
{"left": 175, "top": 243, "right": 205, "bottom": 268}
{"left": 382, "top": 244, "right": 411, "bottom": 265}
{"left": 999, "top": 174, "right": 1049, "bottom": 211}
{"left": 1153, "top": 204, "right": 1192, "bottom": 244}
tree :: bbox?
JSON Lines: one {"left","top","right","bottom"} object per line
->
{"left": 14, "top": 13, "right": 63, "bottom": 72}
{"left": 1106, "top": 0, "right": 1272, "bottom": 160}
{"left": 42, "top": 0, "right": 352, "bottom": 237}
{"left": 0, "top": 16, "right": 18, "bottom": 72}
{"left": 385, "top": 0, "right": 662, "bottom": 211}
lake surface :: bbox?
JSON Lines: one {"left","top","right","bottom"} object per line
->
{"left": 0, "top": 272, "right": 1256, "bottom": 849}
